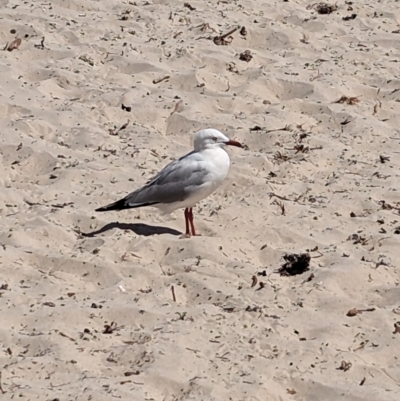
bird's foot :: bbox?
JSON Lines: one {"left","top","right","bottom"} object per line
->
{"left": 179, "top": 232, "right": 202, "bottom": 239}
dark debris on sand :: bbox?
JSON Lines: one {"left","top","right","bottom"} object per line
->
{"left": 277, "top": 253, "right": 311, "bottom": 276}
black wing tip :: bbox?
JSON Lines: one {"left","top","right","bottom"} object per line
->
{"left": 94, "top": 206, "right": 108, "bottom": 212}
{"left": 95, "top": 198, "right": 127, "bottom": 212}
{"left": 95, "top": 199, "right": 159, "bottom": 212}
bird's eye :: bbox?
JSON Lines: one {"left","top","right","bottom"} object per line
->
{"left": 212, "top": 137, "right": 217, "bottom": 142}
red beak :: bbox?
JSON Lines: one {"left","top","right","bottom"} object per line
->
{"left": 225, "top": 139, "right": 243, "bottom": 148}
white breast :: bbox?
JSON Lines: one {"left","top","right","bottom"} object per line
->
{"left": 157, "top": 147, "right": 231, "bottom": 214}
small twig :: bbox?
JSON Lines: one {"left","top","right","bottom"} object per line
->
{"left": 269, "top": 192, "right": 291, "bottom": 202}
{"left": 373, "top": 101, "right": 381, "bottom": 116}
{"left": 152, "top": 75, "right": 170, "bottom": 84}
{"left": 194, "top": 22, "right": 216, "bottom": 33}
{"left": 171, "top": 285, "right": 176, "bottom": 302}
{"left": 310, "top": 69, "right": 322, "bottom": 81}
{"left": 109, "top": 120, "right": 130, "bottom": 136}
{"left": 170, "top": 100, "right": 184, "bottom": 116}
{"left": 34, "top": 37, "right": 46, "bottom": 49}
{"left": 311, "top": 250, "right": 323, "bottom": 258}
{"left": 213, "top": 26, "right": 240, "bottom": 45}
{"left": 0, "top": 371, "right": 5, "bottom": 394}
{"left": 337, "top": 360, "right": 352, "bottom": 372}
{"left": 24, "top": 198, "right": 42, "bottom": 206}
{"left": 103, "top": 321, "right": 122, "bottom": 334}
{"left": 273, "top": 151, "right": 291, "bottom": 164}
{"left": 266, "top": 124, "right": 292, "bottom": 133}
{"left": 346, "top": 307, "right": 375, "bottom": 317}
{"left": 219, "top": 26, "right": 239, "bottom": 40}
{"left": 271, "top": 199, "right": 285, "bottom": 215}
{"left": 300, "top": 33, "right": 309, "bottom": 44}
{"left": 59, "top": 331, "right": 76, "bottom": 342}
{"left": 184, "top": 2, "right": 196, "bottom": 11}
{"left": 51, "top": 202, "right": 74, "bottom": 209}
{"left": 118, "top": 120, "right": 129, "bottom": 133}
{"left": 354, "top": 340, "right": 369, "bottom": 352}
{"left": 302, "top": 273, "right": 315, "bottom": 284}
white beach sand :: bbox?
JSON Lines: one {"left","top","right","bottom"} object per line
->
{"left": 1, "top": 0, "right": 400, "bottom": 399}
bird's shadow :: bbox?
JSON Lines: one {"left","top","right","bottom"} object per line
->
{"left": 80, "top": 221, "right": 181, "bottom": 237}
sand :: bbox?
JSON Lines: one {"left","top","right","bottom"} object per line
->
{"left": 1, "top": 0, "right": 400, "bottom": 399}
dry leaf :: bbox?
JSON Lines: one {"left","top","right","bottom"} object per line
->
{"left": 7, "top": 38, "right": 21, "bottom": 51}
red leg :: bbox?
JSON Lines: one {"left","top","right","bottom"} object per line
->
{"left": 188, "top": 208, "right": 197, "bottom": 236}
{"left": 184, "top": 208, "right": 191, "bottom": 236}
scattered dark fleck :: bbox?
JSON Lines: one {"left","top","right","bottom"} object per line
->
{"left": 250, "top": 125, "right": 262, "bottom": 131}
{"left": 124, "top": 371, "right": 140, "bottom": 376}
{"left": 245, "top": 305, "right": 261, "bottom": 312}
{"left": 308, "top": 3, "right": 338, "bottom": 15}
{"left": 342, "top": 13, "right": 357, "bottom": 21}
{"left": 239, "top": 50, "right": 252, "bottom": 62}
{"left": 337, "top": 360, "right": 352, "bottom": 371}
{"left": 277, "top": 253, "right": 311, "bottom": 276}
{"left": 240, "top": 26, "right": 247, "bottom": 36}
{"left": 304, "top": 273, "right": 314, "bottom": 282}
{"left": 334, "top": 95, "right": 360, "bottom": 105}
{"left": 43, "top": 301, "right": 56, "bottom": 307}
{"left": 348, "top": 233, "right": 368, "bottom": 245}
{"left": 350, "top": 212, "right": 356, "bottom": 217}
{"left": 257, "top": 270, "right": 267, "bottom": 276}
{"left": 183, "top": 2, "right": 196, "bottom": 11}
{"left": 379, "top": 155, "right": 390, "bottom": 163}
{"left": 103, "top": 322, "right": 118, "bottom": 334}
{"left": 121, "top": 103, "right": 131, "bottom": 112}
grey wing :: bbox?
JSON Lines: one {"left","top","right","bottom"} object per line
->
{"left": 124, "top": 155, "right": 209, "bottom": 206}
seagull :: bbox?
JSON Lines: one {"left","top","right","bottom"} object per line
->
{"left": 95, "top": 128, "right": 243, "bottom": 237}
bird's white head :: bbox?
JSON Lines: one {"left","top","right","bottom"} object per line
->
{"left": 193, "top": 128, "right": 243, "bottom": 151}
